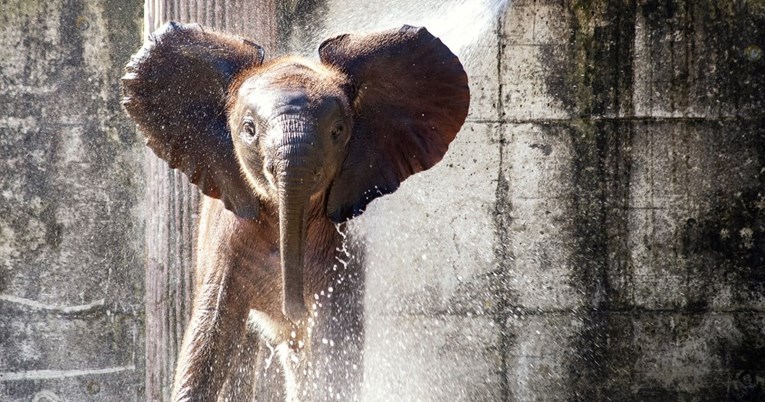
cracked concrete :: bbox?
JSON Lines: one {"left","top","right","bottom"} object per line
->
{"left": 0, "top": 0, "right": 145, "bottom": 400}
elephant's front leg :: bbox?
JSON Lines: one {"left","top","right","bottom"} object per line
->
{"left": 219, "top": 328, "right": 261, "bottom": 401}
{"left": 172, "top": 261, "right": 251, "bottom": 402}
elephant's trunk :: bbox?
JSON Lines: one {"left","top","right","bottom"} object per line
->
{"left": 278, "top": 178, "right": 310, "bottom": 323}
{"left": 275, "top": 136, "right": 317, "bottom": 323}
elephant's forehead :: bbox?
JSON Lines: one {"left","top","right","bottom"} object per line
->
{"left": 245, "top": 60, "right": 338, "bottom": 90}
{"left": 238, "top": 70, "right": 345, "bottom": 118}
{"left": 248, "top": 89, "right": 314, "bottom": 118}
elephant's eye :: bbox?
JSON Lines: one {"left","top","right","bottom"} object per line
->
{"left": 240, "top": 119, "right": 257, "bottom": 144}
{"left": 330, "top": 122, "right": 346, "bottom": 144}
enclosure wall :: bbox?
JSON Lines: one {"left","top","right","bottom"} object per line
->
{"left": 2, "top": 1, "right": 763, "bottom": 401}
{"left": 287, "top": 0, "right": 765, "bottom": 400}
{"left": 0, "top": 1, "right": 146, "bottom": 401}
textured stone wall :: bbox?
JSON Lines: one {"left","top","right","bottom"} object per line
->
{"left": 0, "top": 1, "right": 145, "bottom": 401}
{"left": 291, "top": 0, "right": 765, "bottom": 400}
{"left": 3, "top": 0, "right": 762, "bottom": 401}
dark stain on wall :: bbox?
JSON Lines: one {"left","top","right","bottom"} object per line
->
{"left": 536, "top": 0, "right": 765, "bottom": 400}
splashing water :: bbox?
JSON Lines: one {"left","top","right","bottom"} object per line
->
{"left": 297, "top": 0, "right": 509, "bottom": 59}
{"left": 280, "top": 1, "right": 510, "bottom": 398}
{"left": 410, "top": 0, "right": 510, "bottom": 55}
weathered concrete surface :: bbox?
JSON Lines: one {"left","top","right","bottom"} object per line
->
{"left": 0, "top": 0, "right": 145, "bottom": 401}
{"left": 497, "top": 2, "right": 764, "bottom": 400}
{"left": 293, "top": 0, "right": 765, "bottom": 400}
{"left": 3, "top": 0, "right": 760, "bottom": 400}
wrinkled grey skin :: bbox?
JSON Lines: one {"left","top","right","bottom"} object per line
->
{"left": 230, "top": 59, "right": 355, "bottom": 322}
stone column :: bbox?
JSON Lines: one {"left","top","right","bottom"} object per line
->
{"left": 0, "top": 1, "right": 145, "bottom": 401}
{"left": 140, "top": 1, "right": 276, "bottom": 400}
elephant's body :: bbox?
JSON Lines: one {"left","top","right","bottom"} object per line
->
{"left": 122, "top": 21, "right": 468, "bottom": 401}
{"left": 177, "top": 196, "right": 346, "bottom": 401}
{"left": 194, "top": 195, "right": 340, "bottom": 321}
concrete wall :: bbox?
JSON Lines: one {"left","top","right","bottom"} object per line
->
{"left": 0, "top": 1, "right": 145, "bottom": 401}
{"left": 291, "top": 0, "right": 765, "bottom": 400}
{"left": 2, "top": 0, "right": 762, "bottom": 401}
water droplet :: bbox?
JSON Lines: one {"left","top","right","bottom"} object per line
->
{"left": 744, "top": 45, "right": 762, "bottom": 61}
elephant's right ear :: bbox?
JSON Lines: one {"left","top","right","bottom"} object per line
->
{"left": 121, "top": 22, "right": 264, "bottom": 219}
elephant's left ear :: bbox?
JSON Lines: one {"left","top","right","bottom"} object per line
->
{"left": 319, "top": 25, "right": 469, "bottom": 223}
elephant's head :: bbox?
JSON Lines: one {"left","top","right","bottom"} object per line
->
{"left": 121, "top": 22, "right": 469, "bottom": 323}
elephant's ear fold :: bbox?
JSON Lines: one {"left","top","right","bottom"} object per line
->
{"left": 121, "top": 22, "right": 264, "bottom": 219}
{"left": 319, "top": 25, "right": 469, "bottom": 223}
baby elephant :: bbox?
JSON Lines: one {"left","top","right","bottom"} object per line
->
{"left": 122, "top": 22, "right": 469, "bottom": 401}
